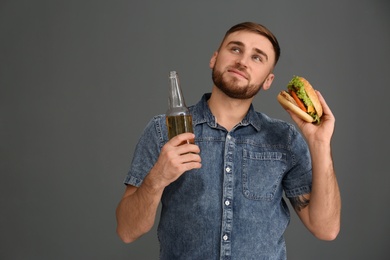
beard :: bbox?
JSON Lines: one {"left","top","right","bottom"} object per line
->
{"left": 212, "top": 64, "right": 264, "bottom": 100}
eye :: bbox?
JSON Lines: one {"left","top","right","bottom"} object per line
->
{"left": 231, "top": 46, "right": 241, "bottom": 54}
{"left": 252, "top": 55, "right": 262, "bottom": 62}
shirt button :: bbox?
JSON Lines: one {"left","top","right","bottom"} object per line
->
{"left": 224, "top": 200, "right": 230, "bottom": 206}
{"left": 227, "top": 135, "right": 231, "bottom": 140}
{"left": 223, "top": 234, "right": 228, "bottom": 241}
{"left": 225, "top": 167, "right": 231, "bottom": 173}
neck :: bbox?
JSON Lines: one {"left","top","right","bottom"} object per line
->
{"left": 207, "top": 86, "right": 253, "bottom": 131}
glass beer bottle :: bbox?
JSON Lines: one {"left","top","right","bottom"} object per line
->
{"left": 166, "top": 71, "right": 194, "bottom": 144}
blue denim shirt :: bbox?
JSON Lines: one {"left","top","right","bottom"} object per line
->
{"left": 124, "top": 93, "right": 312, "bottom": 260}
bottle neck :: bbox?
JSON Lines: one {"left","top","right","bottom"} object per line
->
{"left": 168, "top": 71, "right": 187, "bottom": 109}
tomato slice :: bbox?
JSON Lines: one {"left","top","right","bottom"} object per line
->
{"left": 290, "top": 91, "right": 307, "bottom": 112}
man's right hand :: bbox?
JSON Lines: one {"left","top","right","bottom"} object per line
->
{"left": 147, "top": 133, "right": 202, "bottom": 191}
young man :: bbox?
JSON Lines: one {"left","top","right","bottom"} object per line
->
{"left": 116, "top": 22, "right": 341, "bottom": 259}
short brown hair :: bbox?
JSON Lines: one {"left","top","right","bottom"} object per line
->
{"left": 220, "top": 22, "right": 281, "bottom": 66}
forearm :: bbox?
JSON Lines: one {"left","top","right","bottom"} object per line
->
{"left": 116, "top": 173, "right": 164, "bottom": 243}
{"left": 307, "top": 143, "right": 341, "bottom": 240}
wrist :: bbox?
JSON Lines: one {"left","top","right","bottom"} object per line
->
{"left": 142, "top": 168, "right": 166, "bottom": 195}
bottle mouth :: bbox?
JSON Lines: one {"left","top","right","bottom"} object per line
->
{"left": 169, "top": 71, "right": 177, "bottom": 78}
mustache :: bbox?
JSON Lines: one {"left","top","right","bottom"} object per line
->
{"left": 227, "top": 64, "right": 249, "bottom": 79}
{"left": 230, "top": 63, "right": 247, "bottom": 71}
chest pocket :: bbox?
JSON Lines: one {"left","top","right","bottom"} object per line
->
{"left": 242, "top": 149, "right": 287, "bottom": 201}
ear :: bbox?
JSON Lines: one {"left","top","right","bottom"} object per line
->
{"left": 262, "top": 73, "right": 275, "bottom": 91}
{"left": 209, "top": 51, "right": 218, "bottom": 69}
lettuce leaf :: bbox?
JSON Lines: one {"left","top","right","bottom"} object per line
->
{"left": 287, "top": 76, "right": 313, "bottom": 107}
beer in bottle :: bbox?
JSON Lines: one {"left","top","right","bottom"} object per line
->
{"left": 166, "top": 71, "right": 194, "bottom": 144}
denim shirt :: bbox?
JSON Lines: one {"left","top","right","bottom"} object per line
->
{"left": 124, "top": 93, "right": 312, "bottom": 260}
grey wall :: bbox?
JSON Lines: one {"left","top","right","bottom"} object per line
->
{"left": 1, "top": 0, "right": 389, "bottom": 259}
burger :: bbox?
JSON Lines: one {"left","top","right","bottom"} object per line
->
{"left": 277, "top": 76, "right": 323, "bottom": 124}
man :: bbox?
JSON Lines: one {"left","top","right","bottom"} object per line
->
{"left": 116, "top": 22, "right": 341, "bottom": 259}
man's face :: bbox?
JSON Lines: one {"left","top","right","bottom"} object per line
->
{"left": 210, "top": 31, "right": 275, "bottom": 99}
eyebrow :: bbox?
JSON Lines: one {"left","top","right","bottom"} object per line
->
{"left": 227, "top": 40, "right": 269, "bottom": 61}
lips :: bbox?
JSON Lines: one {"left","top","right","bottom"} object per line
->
{"left": 227, "top": 68, "right": 248, "bottom": 80}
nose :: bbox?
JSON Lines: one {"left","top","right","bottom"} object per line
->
{"left": 236, "top": 55, "right": 249, "bottom": 68}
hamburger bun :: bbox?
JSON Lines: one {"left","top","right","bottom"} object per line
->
{"left": 299, "top": 77, "right": 323, "bottom": 118}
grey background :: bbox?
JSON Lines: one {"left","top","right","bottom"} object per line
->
{"left": 1, "top": 0, "right": 389, "bottom": 259}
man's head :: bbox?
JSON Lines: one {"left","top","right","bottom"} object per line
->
{"left": 220, "top": 22, "right": 281, "bottom": 66}
{"left": 210, "top": 22, "right": 280, "bottom": 100}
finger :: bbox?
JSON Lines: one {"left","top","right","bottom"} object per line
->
{"left": 182, "top": 161, "right": 202, "bottom": 172}
{"left": 316, "top": 91, "right": 334, "bottom": 118}
{"left": 169, "top": 133, "right": 196, "bottom": 146}
{"left": 180, "top": 151, "right": 202, "bottom": 163}
{"left": 168, "top": 150, "right": 201, "bottom": 176}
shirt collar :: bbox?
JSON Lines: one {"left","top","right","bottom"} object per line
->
{"left": 190, "top": 93, "right": 262, "bottom": 132}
